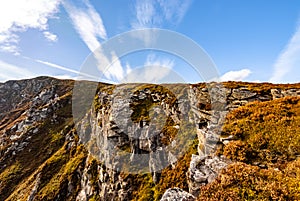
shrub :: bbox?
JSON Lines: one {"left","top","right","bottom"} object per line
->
{"left": 198, "top": 160, "right": 300, "bottom": 200}
{"left": 221, "top": 96, "right": 300, "bottom": 164}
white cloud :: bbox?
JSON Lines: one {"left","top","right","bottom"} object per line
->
{"left": 132, "top": 0, "right": 158, "bottom": 29}
{"left": 0, "top": 43, "right": 19, "bottom": 55}
{"left": 63, "top": 1, "right": 125, "bottom": 82}
{"left": 125, "top": 62, "right": 132, "bottom": 75}
{"left": 51, "top": 74, "right": 77, "bottom": 80}
{"left": 220, "top": 69, "right": 252, "bottom": 81}
{"left": 130, "top": 0, "right": 192, "bottom": 48}
{"left": 104, "top": 52, "right": 125, "bottom": 81}
{"left": 145, "top": 53, "right": 175, "bottom": 69}
{"left": 63, "top": 0, "right": 107, "bottom": 52}
{"left": 0, "top": 0, "right": 61, "bottom": 54}
{"left": 43, "top": 31, "right": 58, "bottom": 42}
{"left": 123, "top": 54, "right": 175, "bottom": 83}
{"left": 0, "top": 60, "right": 36, "bottom": 82}
{"left": 35, "top": 59, "right": 98, "bottom": 80}
{"left": 269, "top": 23, "right": 300, "bottom": 83}
{"left": 131, "top": 0, "right": 192, "bottom": 29}
{"left": 157, "top": 0, "right": 192, "bottom": 24}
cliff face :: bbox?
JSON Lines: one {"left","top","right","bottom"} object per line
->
{"left": 0, "top": 77, "right": 299, "bottom": 201}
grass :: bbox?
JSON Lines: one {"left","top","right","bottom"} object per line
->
{"left": 198, "top": 96, "right": 300, "bottom": 200}
{"left": 219, "top": 96, "right": 300, "bottom": 164}
{"left": 92, "top": 83, "right": 198, "bottom": 200}
{"left": 2, "top": 80, "right": 299, "bottom": 201}
{"left": 197, "top": 159, "right": 300, "bottom": 200}
{"left": 35, "top": 144, "right": 87, "bottom": 200}
{"left": 0, "top": 91, "right": 76, "bottom": 200}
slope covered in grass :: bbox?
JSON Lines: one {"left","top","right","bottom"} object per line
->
{"left": 197, "top": 96, "right": 300, "bottom": 200}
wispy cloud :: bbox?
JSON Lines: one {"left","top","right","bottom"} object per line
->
{"left": 157, "top": 0, "right": 192, "bottom": 24}
{"left": 64, "top": 0, "right": 131, "bottom": 83}
{"left": 63, "top": 0, "right": 107, "bottom": 52}
{"left": 142, "top": 54, "right": 175, "bottom": 83}
{"left": 131, "top": 0, "right": 192, "bottom": 29}
{"left": 220, "top": 69, "right": 252, "bottom": 81}
{"left": 270, "top": 22, "right": 300, "bottom": 83}
{"left": 0, "top": 60, "right": 36, "bottom": 82}
{"left": 43, "top": 31, "right": 58, "bottom": 42}
{"left": 103, "top": 52, "right": 125, "bottom": 81}
{"left": 0, "top": 0, "right": 61, "bottom": 54}
{"left": 144, "top": 53, "right": 175, "bottom": 69}
{"left": 123, "top": 54, "right": 175, "bottom": 83}
{"left": 63, "top": 0, "right": 125, "bottom": 82}
{"left": 130, "top": 0, "right": 192, "bottom": 54}
{"left": 132, "top": 0, "right": 158, "bottom": 29}
{"left": 35, "top": 59, "right": 98, "bottom": 80}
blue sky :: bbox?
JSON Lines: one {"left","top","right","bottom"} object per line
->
{"left": 0, "top": 0, "right": 299, "bottom": 83}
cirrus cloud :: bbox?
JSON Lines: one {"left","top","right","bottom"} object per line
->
{"left": 269, "top": 22, "right": 300, "bottom": 83}
{"left": 131, "top": 0, "right": 192, "bottom": 29}
{"left": 0, "top": 0, "right": 61, "bottom": 54}
{"left": 0, "top": 60, "right": 36, "bottom": 82}
{"left": 63, "top": 0, "right": 107, "bottom": 52}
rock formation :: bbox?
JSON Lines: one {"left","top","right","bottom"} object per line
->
{"left": 0, "top": 77, "right": 299, "bottom": 200}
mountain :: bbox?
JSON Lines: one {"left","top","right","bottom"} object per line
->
{"left": 0, "top": 76, "right": 299, "bottom": 201}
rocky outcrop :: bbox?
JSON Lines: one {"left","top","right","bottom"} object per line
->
{"left": 187, "top": 155, "right": 231, "bottom": 196}
{"left": 0, "top": 79, "right": 68, "bottom": 164}
{"left": 0, "top": 77, "right": 72, "bottom": 117}
{"left": 0, "top": 77, "right": 299, "bottom": 201}
{"left": 271, "top": 88, "right": 300, "bottom": 99}
{"left": 160, "top": 187, "right": 195, "bottom": 201}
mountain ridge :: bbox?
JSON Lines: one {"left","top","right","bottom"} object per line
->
{"left": 0, "top": 76, "right": 299, "bottom": 200}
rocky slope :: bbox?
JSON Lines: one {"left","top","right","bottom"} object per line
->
{"left": 0, "top": 76, "right": 299, "bottom": 200}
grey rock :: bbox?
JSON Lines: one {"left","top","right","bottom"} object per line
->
{"left": 27, "top": 173, "right": 41, "bottom": 201}
{"left": 160, "top": 187, "right": 195, "bottom": 201}
{"left": 231, "top": 88, "right": 257, "bottom": 100}
{"left": 188, "top": 155, "right": 231, "bottom": 196}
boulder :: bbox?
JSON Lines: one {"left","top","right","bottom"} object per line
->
{"left": 160, "top": 187, "right": 195, "bottom": 201}
{"left": 188, "top": 155, "right": 231, "bottom": 196}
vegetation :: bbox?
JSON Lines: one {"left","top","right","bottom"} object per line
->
{"left": 0, "top": 91, "right": 85, "bottom": 201}
{"left": 1, "top": 79, "right": 300, "bottom": 201}
{"left": 121, "top": 138, "right": 198, "bottom": 201}
{"left": 222, "top": 81, "right": 300, "bottom": 94}
{"left": 198, "top": 96, "right": 300, "bottom": 200}
{"left": 115, "top": 84, "right": 198, "bottom": 200}
{"left": 197, "top": 160, "right": 300, "bottom": 200}
{"left": 35, "top": 144, "right": 87, "bottom": 200}
{"left": 219, "top": 96, "right": 300, "bottom": 164}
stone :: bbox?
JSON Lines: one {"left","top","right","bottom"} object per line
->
{"left": 188, "top": 155, "right": 231, "bottom": 196}
{"left": 12, "top": 83, "right": 20, "bottom": 90}
{"left": 160, "top": 188, "right": 195, "bottom": 201}
{"left": 271, "top": 89, "right": 283, "bottom": 99}
{"left": 231, "top": 88, "right": 257, "bottom": 100}
{"left": 220, "top": 135, "right": 237, "bottom": 142}
{"left": 9, "top": 135, "right": 20, "bottom": 140}
{"left": 1, "top": 77, "right": 299, "bottom": 200}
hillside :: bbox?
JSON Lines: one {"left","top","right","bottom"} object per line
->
{"left": 0, "top": 76, "right": 299, "bottom": 201}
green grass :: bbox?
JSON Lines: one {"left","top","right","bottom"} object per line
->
{"left": 35, "top": 144, "right": 87, "bottom": 200}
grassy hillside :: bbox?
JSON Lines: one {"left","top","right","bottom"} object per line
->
{"left": 197, "top": 96, "right": 300, "bottom": 200}
{"left": 0, "top": 79, "right": 299, "bottom": 200}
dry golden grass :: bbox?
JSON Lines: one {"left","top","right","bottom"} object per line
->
{"left": 199, "top": 96, "right": 300, "bottom": 200}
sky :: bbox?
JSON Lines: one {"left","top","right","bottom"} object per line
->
{"left": 0, "top": 0, "right": 300, "bottom": 83}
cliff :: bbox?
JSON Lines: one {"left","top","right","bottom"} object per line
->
{"left": 0, "top": 76, "right": 299, "bottom": 200}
